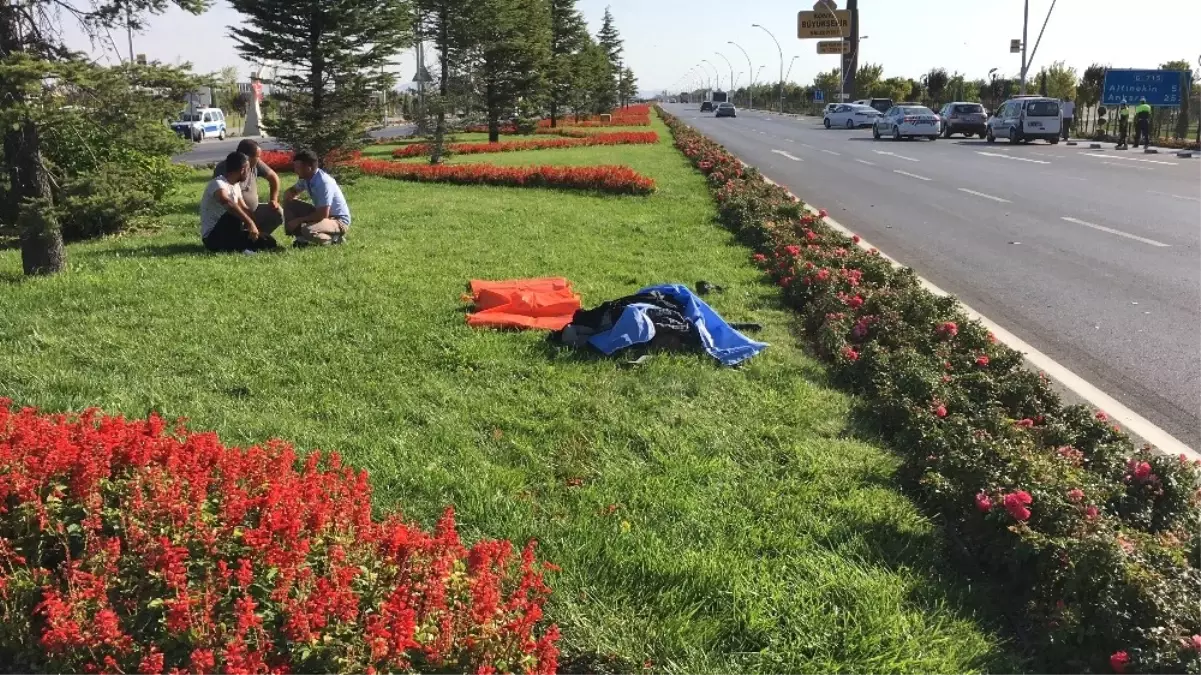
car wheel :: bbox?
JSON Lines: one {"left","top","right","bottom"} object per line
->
{"left": 986, "top": 127, "right": 996, "bottom": 143}
{"left": 892, "top": 125, "right": 901, "bottom": 141}
{"left": 845, "top": 118, "right": 855, "bottom": 129}
{"left": 872, "top": 124, "right": 880, "bottom": 140}
{"left": 929, "top": 134, "right": 937, "bottom": 141}
{"left": 218, "top": 129, "right": 226, "bottom": 141}
{"left": 1008, "top": 127, "right": 1019, "bottom": 144}
{"left": 942, "top": 125, "right": 951, "bottom": 138}
{"left": 824, "top": 118, "right": 832, "bottom": 129}
{"left": 1050, "top": 137, "right": 1059, "bottom": 145}
{"left": 979, "top": 132, "right": 988, "bottom": 139}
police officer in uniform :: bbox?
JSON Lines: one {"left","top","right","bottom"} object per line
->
{"left": 1132, "top": 97, "right": 1152, "bottom": 148}
{"left": 1115, "top": 100, "right": 1130, "bottom": 150}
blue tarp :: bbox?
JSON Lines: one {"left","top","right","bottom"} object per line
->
{"left": 588, "top": 284, "right": 768, "bottom": 366}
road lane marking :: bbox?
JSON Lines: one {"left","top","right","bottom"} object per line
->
{"left": 821, "top": 149, "right": 841, "bottom": 156}
{"left": 1060, "top": 216, "right": 1171, "bottom": 247}
{"left": 1085, "top": 153, "right": 1177, "bottom": 166}
{"left": 976, "top": 151, "right": 1050, "bottom": 164}
{"left": 785, "top": 138, "right": 796, "bottom": 143}
{"left": 745, "top": 163, "right": 1197, "bottom": 460}
{"left": 1148, "top": 190, "right": 1200, "bottom": 202}
{"left": 873, "top": 150, "right": 920, "bottom": 162}
{"left": 958, "top": 188, "right": 1011, "bottom": 203}
{"left": 801, "top": 143, "right": 815, "bottom": 149}
{"left": 771, "top": 149, "right": 802, "bottom": 161}
{"left": 1041, "top": 172, "right": 1086, "bottom": 181}
{"left": 893, "top": 169, "right": 931, "bottom": 181}
{"left": 855, "top": 159, "right": 876, "bottom": 166}
{"left": 1102, "top": 162, "right": 1152, "bottom": 171}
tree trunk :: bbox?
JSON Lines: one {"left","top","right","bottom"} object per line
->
{"left": 1, "top": 3, "right": 66, "bottom": 276}
{"left": 430, "top": 14, "right": 450, "bottom": 165}
{"left": 550, "top": 101, "right": 557, "bottom": 128}
{"left": 486, "top": 82, "right": 499, "bottom": 144}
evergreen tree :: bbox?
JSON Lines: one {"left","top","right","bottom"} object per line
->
{"left": 595, "top": 6, "right": 622, "bottom": 109}
{"left": 415, "top": 0, "right": 479, "bottom": 163}
{"left": 470, "top": 0, "right": 551, "bottom": 143}
{"left": 1, "top": 0, "right": 205, "bottom": 276}
{"left": 547, "top": 0, "right": 588, "bottom": 127}
{"left": 618, "top": 66, "right": 637, "bottom": 107}
{"left": 228, "top": 0, "right": 411, "bottom": 161}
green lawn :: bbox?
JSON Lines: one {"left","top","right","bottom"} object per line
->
{"left": 0, "top": 117, "right": 1022, "bottom": 673}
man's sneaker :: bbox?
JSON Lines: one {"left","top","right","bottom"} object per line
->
{"left": 242, "top": 249, "right": 257, "bottom": 256}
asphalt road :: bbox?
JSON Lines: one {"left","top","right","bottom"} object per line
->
{"left": 662, "top": 103, "right": 1201, "bottom": 449}
{"left": 172, "top": 124, "right": 416, "bottom": 165}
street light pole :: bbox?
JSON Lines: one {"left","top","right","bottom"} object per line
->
{"left": 715, "top": 51, "right": 735, "bottom": 98}
{"left": 1020, "top": 0, "right": 1029, "bottom": 94}
{"left": 785, "top": 55, "right": 799, "bottom": 84}
{"left": 728, "top": 41, "right": 754, "bottom": 110}
{"left": 702, "top": 59, "right": 722, "bottom": 91}
{"left": 752, "top": 24, "right": 784, "bottom": 113}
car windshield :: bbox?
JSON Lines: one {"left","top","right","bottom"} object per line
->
{"left": 1025, "top": 100, "right": 1059, "bottom": 116}
{"left": 953, "top": 104, "right": 983, "bottom": 114}
{"left": 851, "top": 105, "right": 876, "bottom": 112}
{"left": 179, "top": 113, "right": 200, "bottom": 122}
{"left": 902, "top": 106, "right": 933, "bottom": 115}
{"left": 718, "top": 103, "right": 733, "bottom": 108}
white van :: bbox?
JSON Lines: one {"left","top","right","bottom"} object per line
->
{"left": 171, "top": 107, "right": 227, "bottom": 143}
{"left": 986, "top": 96, "right": 1061, "bottom": 144}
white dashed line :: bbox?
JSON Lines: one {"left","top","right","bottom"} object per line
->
{"left": 771, "top": 149, "right": 802, "bottom": 161}
{"left": 1102, "top": 162, "right": 1152, "bottom": 171}
{"left": 1060, "top": 216, "right": 1171, "bottom": 247}
{"left": 1085, "top": 153, "right": 1177, "bottom": 166}
{"left": 855, "top": 159, "right": 876, "bottom": 166}
{"left": 800, "top": 143, "right": 816, "bottom": 149}
{"left": 976, "top": 151, "right": 1050, "bottom": 164}
{"left": 873, "top": 150, "right": 920, "bottom": 162}
{"left": 893, "top": 169, "right": 931, "bottom": 181}
{"left": 820, "top": 149, "right": 841, "bottom": 156}
{"left": 958, "top": 188, "right": 1011, "bottom": 203}
{"left": 1147, "top": 190, "right": 1200, "bottom": 202}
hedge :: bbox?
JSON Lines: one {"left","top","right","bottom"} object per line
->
{"left": 656, "top": 106, "right": 1201, "bottom": 674}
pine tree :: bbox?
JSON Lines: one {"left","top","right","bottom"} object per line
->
{"left": 415, "top": 0, "right": 479, "bottom": 163}
{"left": 618, "top": 66, "right": 637, "bottom": 108}
{"left": 547, "top": 0, "right": 588, "bottom": 127}
{"left": 470, "top": 0, "right": 551, "bottom": 143}
{"left": 228, "top": 0, "right": 411, "bottom": 161}
{"left": 1, "top": 0, "right": 205, "bottom": 276}
{"left": 595, "top": 6, "right": 623, "bottom": 110}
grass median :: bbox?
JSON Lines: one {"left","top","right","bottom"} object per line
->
{"left": 0, "top": 116, "right": 1022, "bottom": 673}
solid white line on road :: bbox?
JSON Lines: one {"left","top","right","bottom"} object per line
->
{"left": 745, "top": 162, "right": 1198, "bottom": 461}
{"left": 1085, "top": 152, "right": 1177, "bottom": 166}
{"left": 1060, "top": 216, "right": 1171, "bottom": 247}
{"left": 855, "top": 159, "right": 876, "bottom": 166}
{"left": 1102, "top": 162, "right": 1152, "bottom": 171}
{"left": 958, "top": 188, "right": 1011, "bottom": 203}
{"left": 1148, "top": 190, "right": 1201, "bottom": 202}
{"left": 820, "top": 149, "right": 841, "bottom": 156}
{"left": 873, "top": 150, "right": 920, "bottom": 162}
{"left": 893, "top": 169, "right": 931, "bottom": 181}
{"left": 976, "top": 151, "right": 1051, "bottom": 164}
{"left": 1041, "top": 172, "right": 1086, "bottom": 181}
{"left": 771, "top": 149, "right": 803, "bottom": 161}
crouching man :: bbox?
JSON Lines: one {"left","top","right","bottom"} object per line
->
{"left": 200, "top": 151, "right": 278, "bottom": 252}
{"left": 212, "top": 139, "right": 284, "bottom": 234}
{"left": 283, "top": 149, "right": 352, "bottom": 246}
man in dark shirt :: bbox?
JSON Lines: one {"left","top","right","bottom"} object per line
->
{"left": 1132, "top": 97, "right": 1152, "bottom": 149}
{"left": 212, "top": 139, "right": 284, "bottom": 234}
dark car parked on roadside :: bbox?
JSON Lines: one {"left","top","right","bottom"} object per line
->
{"left": 938, "top": 102, "right": 988, "bottom": 138}
{"left": 700, "top": 101, "right": 714, "bottom": 112}
{"left": 715, "top": 102, "right": 737, "bottom": 118}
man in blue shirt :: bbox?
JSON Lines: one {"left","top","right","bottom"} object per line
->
{"left": 283, "top": 149, "right": 352, "bottom": 246}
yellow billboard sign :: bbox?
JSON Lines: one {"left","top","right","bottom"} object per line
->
{"left": 817, "top": 40, "right": 850, "bottom": 55}
{"left": 797, "top": 9, "right": 850, "bottom": 39}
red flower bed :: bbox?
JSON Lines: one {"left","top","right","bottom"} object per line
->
{"left": 358, "top": 159, "right": 655, "bottom": 195}
{"left": 0, "top": 402, "right": 560, "bottom": 674}
{"left": 391, "top": 132, "right": 659, "bottom": 158}
{"left": 658, "top": 106, "right": 1201, "bottom": 674}
{"left": 259, "top": 149, "right": 363, "bottom": 174}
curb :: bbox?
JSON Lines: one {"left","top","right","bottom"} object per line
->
{"left": 730, "top": 160, "right": 1198, "bottom": 462}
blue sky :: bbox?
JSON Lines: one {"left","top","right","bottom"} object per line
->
{"left": 64, "top": 0, "right": 1199, "bottom": 92}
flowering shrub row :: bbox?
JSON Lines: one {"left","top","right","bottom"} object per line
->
{"left": 259, "top": 149, "right": 363, "bottom": 174}
{"left": 357, "top": 159, "right": 655, "bottom": 195}
{"left": 536, "top": 104, "right": 651, "bottom": 128}
{"left": 0, "top": 402, "right": 560, "bottom": 674}
{"left": 1087, "top": 134, "right": 1200, "bottom": 151}
{"left": 391, "top": 132, "right": 659, "bottom": 158}
{"left": 657, "top": 106, "right": 1201, "bottom": 674}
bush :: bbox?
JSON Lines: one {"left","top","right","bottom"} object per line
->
{"left": 391, "top": 132, "right": 659, "bottom": 158}
{"left": 0, "top": 402, "right": 560, "bottom": 674}
{"left": 657, "top": 106, "right": 1201, "bottom": 674}
{"left": 56, "top": 154, "right": 190, "bottom": 241}
{"left": 356, "top": 160, "right": 655, "bottom": 195}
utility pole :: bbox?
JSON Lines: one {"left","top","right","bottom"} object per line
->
{"left": 1019, "top": 0, "right": 1029, "bottom": 94}
{"left": 841, "top": 0, "right": 859, "bottom": 102}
